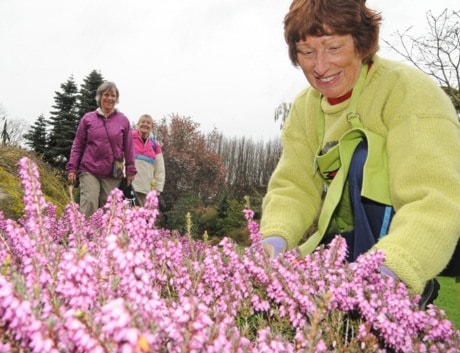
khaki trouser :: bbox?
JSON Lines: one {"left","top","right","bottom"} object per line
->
{"left": 79, "top": 172, "right": 121, "bottom": 218}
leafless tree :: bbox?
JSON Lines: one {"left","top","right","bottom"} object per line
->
{"left": 0, "top": 113, "right": 30, "bottom": 147}
{"left": 213, "top": 135, "right": 282, "bottom": 198}
{"left": 383, "top": 9, "right": 460, "bottom": 114}
{"left": 157, "top": 114, "right": 226, "bottom": 209}
{"left": 274, "top": 102, "right": 292, "bottom": 130}
{"left": 6, "top": 119, "right": 30, "bottom": 147}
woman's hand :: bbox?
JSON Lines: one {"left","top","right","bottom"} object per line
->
{"left": 262, "top": 243, "right": 276, "bottom": 258}
{"left": 126, "top": 174, "right": 136, "bottom": 186}
{"left": 261, "top": 237, "right": 287, "bottom": 258}
{"left": 68, "top": 172, "right": 77, "bottom": 185}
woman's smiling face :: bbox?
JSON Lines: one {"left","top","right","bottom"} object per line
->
{"left": 296, "top": 33, "right": 364, "bottom": 99}
{"left": 100, "top": 89, "right": 117, "bottom": 114}
{"left": 137, "top": 116, "right": 153, "bottom": 137}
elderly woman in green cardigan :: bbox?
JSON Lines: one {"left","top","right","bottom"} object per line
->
{"left": 260, "top": 0, "right": 460, "bottom": 307}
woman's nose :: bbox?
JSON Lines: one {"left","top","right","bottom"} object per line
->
{"left": 314, "top": 52, "right": 329, "bottom": 76}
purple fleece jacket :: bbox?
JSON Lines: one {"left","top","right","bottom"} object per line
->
{"left": 66, "top": 110, "right": 136, "bottom": 178}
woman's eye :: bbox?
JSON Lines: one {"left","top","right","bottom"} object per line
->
{"left": 299, "top": 50, "right": 314, "bottom": 57}
{"left": 328, "top": 45, "right": 341, "bottom": 52}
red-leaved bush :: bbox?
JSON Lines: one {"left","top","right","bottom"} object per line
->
{"left": 0, "top": 157, "right": 459, "bottom": 352}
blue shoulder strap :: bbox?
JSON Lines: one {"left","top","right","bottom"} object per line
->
{"left": 150, "top": 137, "right": 158, "bottom": 153}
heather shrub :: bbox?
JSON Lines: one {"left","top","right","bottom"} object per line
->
{"left": 0, "top": 157, "right": 459, "bottom": 353}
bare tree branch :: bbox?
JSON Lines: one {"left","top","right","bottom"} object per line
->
{"left": 383, "top": 9, "right": 460, "bottom": 113}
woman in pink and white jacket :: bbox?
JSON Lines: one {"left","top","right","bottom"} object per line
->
{"left": 131, "top": 114, "right": 165, "bottom": 207}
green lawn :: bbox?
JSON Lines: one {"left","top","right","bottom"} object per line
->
{"left": 434, "top": 276, "right": 460, "bottom": 329}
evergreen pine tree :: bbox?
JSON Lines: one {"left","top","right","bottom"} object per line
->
{"left": 77, "top": 70, "right": 104, "bottom": 119}
{"left": 0, "top": 117, "right": 10, "bottom": 146}
{"left": 24, "top": 114, "right": 48, "bottom": 155}
{"left": 45, "top": 76, "right": 79, "bottom": 169}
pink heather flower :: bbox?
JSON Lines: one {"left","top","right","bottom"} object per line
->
{"left": 61, "top": 309, "right": 105, "bottom": 352}
{"left": 0, "top": 275, "right": 59, "bottom": 353}
{"left": 243, "top": 207, "right": 262, "bottom": 244}
{"left": 242, "top": 207, "right": 254, "bottom": 221}
{"left": 314, "top": 339, "right": 328, "bottom": 353}
{"left": 143, "top": 190, "right": 160, "bottom": 217}
{"left": 422, "top": 306, "right": 457, "bottom": 342}
{"left": 55, "top": 249, "right": 99, "bottom": 311}
{"left": 0, "top": 342, "right": 11, "bottom": 353}
{"left": 0, "top": 158, "right": 458, "bottom": 352}
{"left": 254, "top": 328, "right": 295, "bottom": 353}
{"left": 251, "top": 294, "right": 271, "bottom": 312}
{"left": 167, "top": 296, "right": 214, "bottom": 351}
{"left": 17, "top": 158, "right": 47, "bottom": 217}
{"left": 96, "top": 298, "right": 146, "bottom": 352}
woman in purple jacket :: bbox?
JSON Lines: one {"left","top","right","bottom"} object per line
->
{"left": 66, "top": 81, "right": 136, "bottom": 217}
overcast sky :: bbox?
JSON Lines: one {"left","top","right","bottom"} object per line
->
{"left": 0, "top": 0, "right": 458, "bottom": 140}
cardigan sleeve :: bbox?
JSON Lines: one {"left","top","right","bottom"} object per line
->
{"left": 373, "top": 113, "right": 460, "bottom": 294}
{"left": 260, "top": 91, "right": 324, "bottom": 249}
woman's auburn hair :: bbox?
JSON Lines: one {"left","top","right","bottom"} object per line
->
{"left": 284, "top": 0, "right": 382, "bottom": 65}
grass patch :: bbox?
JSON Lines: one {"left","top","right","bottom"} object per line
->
{"left": 434, "top": 276, "right": 460, "bottom": 328}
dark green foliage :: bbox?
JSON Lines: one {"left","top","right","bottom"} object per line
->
{"left": 196, "top": 207, "right": 218, "bottom": 234}
{"left": 0, "top": 117, "right": 10, "bottom": 146}
{"left": 165, "top": 193, "right": 202, "bottom": 235}
{"left": 77, "top": 70, "right": 104, "bottom": 119}
{"left": 24, "top": 71, "right": 104, "bottom": 170}
{"left": 24, "top": 114, "right": 48, "bottom": 156}
{"left": 214, "top": 196, "right": 246, "bottom": 236}
{"left": 217, "top": 194, "right": 231, "bottom": 218}
{"left": 164, "top": 193, "right": 248, "bottom": 243}
{"left": 45, "top": 76, "right": 79, "bottom": 169}
{"left": 193, "top": 195, "right": 249, "bottom": 244}
{"left": 224, "top": 227, "right": 251, "bottom": 247}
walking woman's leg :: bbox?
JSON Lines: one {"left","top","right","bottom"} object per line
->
{"left": 79, "top": 172, "right": 101, "bottom": 218}
{"left": 99, "top": 178, "right": 122, "bottom": 208}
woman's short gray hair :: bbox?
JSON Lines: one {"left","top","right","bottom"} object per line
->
{"left": 95, "top": 81, "right": 119, "bottom": 107}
